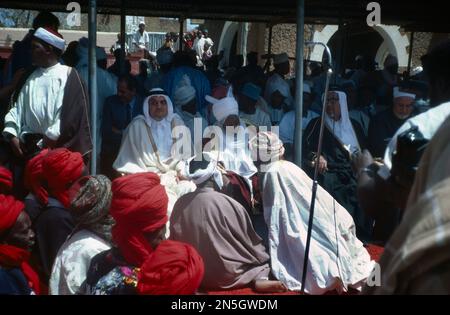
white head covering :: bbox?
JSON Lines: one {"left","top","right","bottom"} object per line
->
{"left": 273, "top": 53, "right": 289, "bottom": 65}
{"left": 393, "top": 87, "right": 416, "bottom": 100}
{"left": 173, "top": 74, "right": 196, "bottom": 108}
{"left": 34, "top": 27, "right": 65, "bottom": 52}
{"left": 325, "top": 91, "right": 360, "bottom": 155}
{"left": 142, "top": 88, "right": 177, "bottom": 160}
{"left": 206, "top": 87, "right": 239, "bottom": 124}
{"left": 184, "top": 152, "right": 224, "bottom": 189}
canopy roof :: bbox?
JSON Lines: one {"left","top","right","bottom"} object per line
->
{"left": 1, "top": 0, "right": 447, "bottom": 31}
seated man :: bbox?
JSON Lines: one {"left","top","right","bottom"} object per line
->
{"left": 238, "top": 82, "right": 271, "bottom": 129}
{"left": 279, "top": 83, "right": 319, "bottom": 161}
{"left": 250, "top": 132, "right": 374, "bottom": 294}
{"left": 101, "top": 75, "right": 143, "bottom": 179}
{"left": 172, "top": 74, "right": 207, "bottom": 150}
{"left": 263, "top": 53, "right": 294, "bottom": 125}
{"left": 368, "top": 87, "right": 415, "bottom": 158}
{"left": 170, "top": 156, "right": 286, "bottom": 293}
{"left": 24, "top": 148, "right": 86, "bottom": 279}
{"left": 0, "top": 194, "right": 44, "bottom": 295}
{"left": 85, "top": 172, "right": 169, "bottom": 295}
{"left": 113, "top": 89, "right": 195, "bottom": 230}
{"left": 204, "top": 92, "right": 258, "bottom": 197}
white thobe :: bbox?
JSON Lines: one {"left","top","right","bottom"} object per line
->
{"left": 4, "top": 63, "right": 70, "bottom": 141}
{"left": 239, "top": 106, "right": 272, "bottom": 129}
{"left": 49, "top": 230, "right": 111, "bottom": 295}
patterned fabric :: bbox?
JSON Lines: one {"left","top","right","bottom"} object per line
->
{"left": 69, "top": 175, "right": 114, "bottom": 243}
{"left": 90, "top": 266, "right": 139, "bottom": 295}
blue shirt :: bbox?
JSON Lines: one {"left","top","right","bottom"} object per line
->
{"left": 101, "top": 95, "right": 143, "bottom": 152}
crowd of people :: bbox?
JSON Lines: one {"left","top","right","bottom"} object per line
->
{"left": 1, "top": 11, "right": 450, "bottom": 295}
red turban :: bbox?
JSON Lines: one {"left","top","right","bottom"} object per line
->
{"left": 0, "top": 194, "right": 24, "bottom": 234}
{"left": 110, "top": 172, "right": 168, "bottom": 266}
{"left": 137, "top": 240, "right": 204, "bottom": 295}
{"left": 0, "top": 167, "right": 13, "bottom": 195}
{"left": 0, "top": 194, "right": 44, "bottom": 294}
{"left": 24, "top": 149, "right": 49, "bottom": 205}
{"left": 42, "top": 148, "right": 84, "bottom": 208}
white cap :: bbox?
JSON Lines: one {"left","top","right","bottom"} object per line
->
{"left": 33, "top": 27, "right": 65, "bottom": 52}
{"left": 206, "top": 95, "right": 239, "bottom": 122}
{"left": 273, "top": 53, "right": 289, "bottom": 65}
{"left": 393, "top": 87, "right": 416, "bottom": 100}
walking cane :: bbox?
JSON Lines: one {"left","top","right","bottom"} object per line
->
{"left": 300, "top": 42, "right": 333, "bottom": 294}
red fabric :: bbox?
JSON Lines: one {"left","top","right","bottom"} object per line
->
{"left": 24, "top": 149, "right": 49, "bottom": 204}
{"left": 0, "top": 195, "right": 43, "bottom": 294}
{"left": 0, "top": 244, "right": 43, "bottom": 294}
{"left": 137, "top": 240, "right": 205, "bottom": 295}
{"left": 206, "top": 244, "right": 385, "bottom": 296}
{"left": 42, "top": 148, "right": 84, "bottom": 208}
{"left": 0, "top": 194, "right": 23, "bottom": 233}
{"left": 211, "top": 85, "right": 229, "bottom": 99}
{"left": 111, "top": 172, "right": 169, "bottom": 266}
{"left": 0, "top": 166, "right": 13, "bottom": 195}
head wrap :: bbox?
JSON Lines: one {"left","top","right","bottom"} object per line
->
{"left": 206, "top": 93, "right": 239, "bottom": 123}
{"left": 240, "top": 83, "right": 261, "bottom": 101}
{"left": 273, "top": 52, "right": 289, "bottom": 65}
{"left": 249, "top": 131, "right": 285, "bottom": 164}
{"left": 0, "top": 194, "right": 24, "bottom": 235}
{"left": 143, "top": 88, "right": 175, "bottom": 124}
{"left": 33, "top": 27, "right": 65, "bottom": 51}
{"left": 173, "top": 74, "right": 196, "bottom": 108}
{"left": 24, "top": 149, "right": 49, "bottom": 205}
{"left": 184, "top": 152, "right": 224, "bottom": 189}
{"left": 324, "top": 91, "right": 360, "bottom": 155}
{"left": 68, "top": 175, "right": 114, "bottom": 242}
{"left": 393, "top": 87, "right": 416, "bottom": 100}
{"left": 0, "top": 167, "right": 13, "bottom": 195}
{"left": 137, "top": 240, "right": 204, "bottom": 295}
{"left": 110, "top": 172, "right": 168, "bottom": 266}
{"left": 42, "top": 148, "right": 84, "bottom": 208}
{"left": 210, "top": 84, "right": 229, "bottom": 100}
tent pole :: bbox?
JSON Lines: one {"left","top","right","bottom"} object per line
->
{"left": 293, "top": 0, "right": 305, "bottom": 167}
{"left": 88, "top": 0, "right": 98, "bottom": 175}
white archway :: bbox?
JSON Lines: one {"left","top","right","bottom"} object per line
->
{"left": 218, "top": 21, "right": 239, "bottom": 67}
{"left": 310, "top": 24, "right": 410, "bottom": 68}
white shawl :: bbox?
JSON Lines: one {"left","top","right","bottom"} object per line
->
{"left": 325, "top": 91, "right": 360, "bottom": 155}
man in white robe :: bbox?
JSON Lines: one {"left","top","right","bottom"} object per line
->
{"left": 238, "top": 82, "right": 271, "bottom": 129}
{"left": 263, "top": 53, "right": 294, "bottom": 124}
{"left": 249, "top": 131, "right": 374, "bottom": 294}
{"left": 204, "top": 92, "right": 258, "bottom": 190}
{"left": 172, "top": 74, "right": 207, "bottom": 151}
{"left": 113, "top": 88, "right": 195, "bottom": 232}
{"left": 3, "top": 27, "right": 91, "bottom": 160}
{"left": 132, "top": 21, "right": 150, "bottom": 51}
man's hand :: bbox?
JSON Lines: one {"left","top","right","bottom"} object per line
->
{"left": 317, "top": 155, "right": 328, "bottom": 174}
{"left": 10, "top": 136, "right": 24, "bottom": 158}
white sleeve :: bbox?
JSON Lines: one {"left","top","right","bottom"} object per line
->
{"left": 3, "top": 93, "right": 23, "bottom": 138}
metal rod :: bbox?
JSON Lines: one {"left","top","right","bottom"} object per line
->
{"left": 179, "top": 17, "right": 184, "bottom": 51}
{"left": 120, "top": 0, "right": 126, "bottom": 75}
{"left": 300, "top": 42, "right": 333, "bottom": 294}
{"left": 407, "top": 31, "right": 415, "bottom": 77}
{"left": 293, "top": 0, "right": 305, "bottom": 167}
{"left": 88, "top": 0, "right": 97, "bottom": 175}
